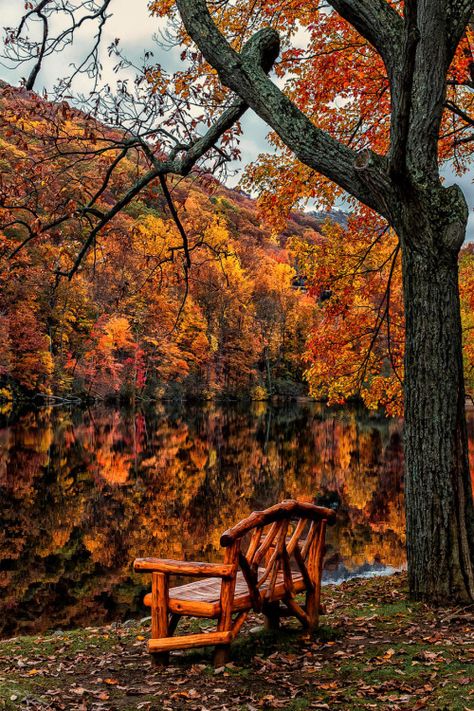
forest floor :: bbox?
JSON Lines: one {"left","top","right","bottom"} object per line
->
{"left": 1, "top": 573, "right": 473, "bottom": 711}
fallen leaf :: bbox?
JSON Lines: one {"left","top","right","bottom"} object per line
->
{"left": 71, "top": 688, "right": 87, "bottom": 696}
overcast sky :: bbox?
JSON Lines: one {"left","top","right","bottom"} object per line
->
{"left": 1, "top": 0, "right": 473, "bottom": 240}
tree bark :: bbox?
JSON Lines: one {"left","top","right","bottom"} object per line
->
{"left": 399, "top": 187, "right": 474, "bottom": 603}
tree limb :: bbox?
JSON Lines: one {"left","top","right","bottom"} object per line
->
{"left": 159, "top": 173, "right": 192, "bottom": 269}
{"left": 175, "top": 0, "right": 395, "bottom": 219}
{"left": 445, "top": 99, "right": 474, "bottom": 127}
{"left": 5, "top": 99, "right": 245, "bottom": 274}
{"left": 327, "top": 0, "right": 403, "bottom": 77}
{"left": 24, "top": 8, "right": 49, "bottom": 90}
{"left": 6, "top": 23, "right": 285, "bottom": 277}
{"left": 389, "top": 0, "right": 419, "bottom": 180}
{"left": 447, "top": 1, "right": 474, "bottom": 59}
{"left": 6, "top": 0, "right": 113, "bottom": 92}
{"left": 403, "top": 1, "right": 453, "bottom": 179}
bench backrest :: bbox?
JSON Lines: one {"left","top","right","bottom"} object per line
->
{"left": 220, "top": 499, "right": 336, "bottom": 607}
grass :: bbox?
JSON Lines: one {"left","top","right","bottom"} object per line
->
{"left": 0, "top": 573, "right": 473, "bottom": 710}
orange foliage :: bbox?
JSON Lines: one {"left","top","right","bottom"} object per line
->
{"left": 146, "top": 0, "right": 474, "bottom": 413}
{"left": 292, "top": 211, "right": 474, "bottom": 414}
{"left": 0, "top": 87, "right": 319, "bottom": 400}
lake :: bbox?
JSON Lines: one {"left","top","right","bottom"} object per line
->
{"left": 1, "top": 401, "right": 471, "bottom": 638}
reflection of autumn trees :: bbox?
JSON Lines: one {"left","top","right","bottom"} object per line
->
{"left": 0, "top": 402, "right": 431, "bottom": 636}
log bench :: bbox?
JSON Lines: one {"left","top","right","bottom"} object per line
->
{"left": 133, "top": 499, "right": 336, "bottom": 666}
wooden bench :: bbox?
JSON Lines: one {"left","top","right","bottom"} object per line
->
{"left": 133, "top": 499, "right": 336, "bottom": 666}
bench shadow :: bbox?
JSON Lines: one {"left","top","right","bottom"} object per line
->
{"left": 161, "top": 621, "right": 341, "bottom": 668}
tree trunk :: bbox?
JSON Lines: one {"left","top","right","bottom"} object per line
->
{"left": 264, "top": 346, "right": 272, "bottom": 395}
{"left": 400, "top": 195, "right": 474, "bottom": 603}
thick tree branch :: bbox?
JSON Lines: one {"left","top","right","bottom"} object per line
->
{"left": 175, "top": 0, "right": 395, "bottom": 219}
{"left": 172, "top": 98, "right": 247, "bottom": 175}
{"left": 327, "top": 0, "right": 403, "bottom": 77}
{"left": 389, "top": 0, "right": 419, "bottom": 179}
{"left": 389, "top": 1, "right": 472, "bottom": 180}
{"left": 447, "top": 2, "right": 474, "bottom": 59}
{"left": 405, "top": 1, "right": 453, "bottom": 179}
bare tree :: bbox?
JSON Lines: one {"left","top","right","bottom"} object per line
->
{"left": 0, "top": 3, "right": 277, "bottom": 289}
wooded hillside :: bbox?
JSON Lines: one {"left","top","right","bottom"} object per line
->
{"left": 1, "top": 84, "right": 473, "bottom": 409}
{"left": 0, "top": 85, "right": 323, "bottom": 403}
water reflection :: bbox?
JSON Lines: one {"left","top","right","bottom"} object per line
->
{"left": 0, "top": 401, "right": 460, "bottom": 638}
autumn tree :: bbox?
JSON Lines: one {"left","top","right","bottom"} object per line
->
{"left": 290, "top": 212, "right": 405, "bottom": 416}
{"left": 291, "top": 215, "right": 474, "bottom": 420}
{"left": 2, "top": 0, "right": 474, "bottom": 603}
{"left": 145, "top": 0, "right": 474, "bottom": 604}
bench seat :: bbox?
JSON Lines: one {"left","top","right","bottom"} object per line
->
{"left": 144, "top": 569, "right": 307, "bottom": 617}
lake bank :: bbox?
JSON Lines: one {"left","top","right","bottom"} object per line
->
{"left": 1, "top": 573, "right": 473, "bottom": 710}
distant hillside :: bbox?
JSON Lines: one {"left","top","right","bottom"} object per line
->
{"left": 308, "top": 209, "right": 349, "bottom": 228}
{"left": 0, "top": 84, "right": 323, "bottom": 405}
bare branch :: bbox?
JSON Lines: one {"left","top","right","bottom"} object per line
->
{"left": 24, "top": 7, "right": 49, "bottom": 90}
{"left": 356, "top": 243, "right": 401, "bottom": 388}
{"left": 446, "top": 99, "right": 474, "bottom": 127}
{"left": 159, "top": 174, "right": 192, "bottom": 269}
{"left": 4, "top": 0, "right": 113, "bottom": 93}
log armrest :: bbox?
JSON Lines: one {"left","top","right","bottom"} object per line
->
{"left": 133, "top": 557, "right": 237, "bottom": 578}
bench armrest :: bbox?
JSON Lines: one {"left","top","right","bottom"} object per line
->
{"left": 133, "top": 557, "right": 237, "bottom": 578}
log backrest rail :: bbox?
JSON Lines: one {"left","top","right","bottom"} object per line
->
{"left": 219, "top": 500, "right": 336, "bottom": 611}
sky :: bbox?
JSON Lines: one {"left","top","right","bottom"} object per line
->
{"left": 0, "top": 0, "right": 473, "bottom": 240}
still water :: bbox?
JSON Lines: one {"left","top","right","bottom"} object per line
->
{"left": 1, "top": 401, "right": 470, "bottom": 638}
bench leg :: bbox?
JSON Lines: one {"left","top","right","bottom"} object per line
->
{"left": 305, "top": 521, "right": 326, "bottom": 632}
{"left": 214, "top": 542, "right": 239, "bottom": 668}
{"left": 305, "top": 575, "right": 323, "bottom": 631}
{"left": 150, "top": 613, "right": 178, "bottom": 666}
{"left": 213, "top": 644, "right": 230, "bottom": 668}
{"left": 263, "top": 601, "right": 280, "bottom": 631}
{"left": 151, "top": 572, "right": 170, "bottom": 665}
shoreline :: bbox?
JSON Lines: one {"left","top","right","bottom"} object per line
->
{"left": 1, "top": 573, "right": 473, "bottom": 710}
